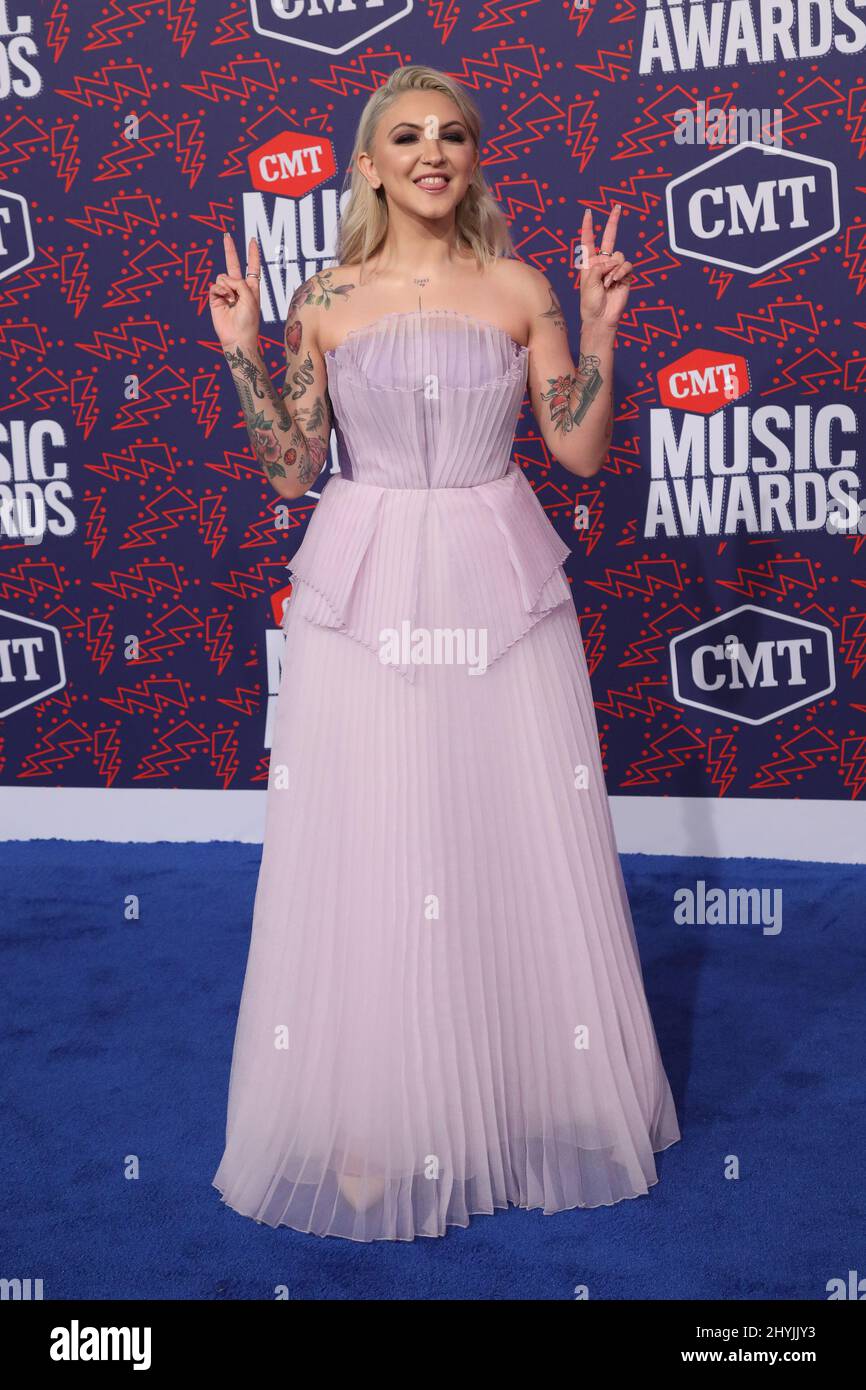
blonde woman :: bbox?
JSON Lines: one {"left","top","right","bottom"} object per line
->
{"left": 209, "top": 65, "right": 680, "bottom": 1241}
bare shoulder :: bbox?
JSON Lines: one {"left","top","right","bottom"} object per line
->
{"left": 485, "top": 257, "right": 563, "bottom": 340}
{"left": 498, "top": 257, "right": 562, "bottom": 315}
{"left": 285, "top": 265, "right": 360, "bottom": 359}
{"left": 286, "top": 264, "right": 365, "bottom": 357}
{"left": 294, "top": 264, "right": 359, "bottom": 307}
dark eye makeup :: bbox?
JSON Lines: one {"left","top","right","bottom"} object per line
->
{"left": 393, "top": 130, "right": 468, "bottom": 144}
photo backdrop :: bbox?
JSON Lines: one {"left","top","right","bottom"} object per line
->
{"left": 1, "top": 1, "right": 865, "bottom": 828}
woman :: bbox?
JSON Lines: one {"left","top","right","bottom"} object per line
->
{"left": 209, "top": 65, "right": 680, "bottom": 1242}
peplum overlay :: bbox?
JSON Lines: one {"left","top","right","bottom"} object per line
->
{"left": 286, "top": 467, "right": 573, "bottom": 681}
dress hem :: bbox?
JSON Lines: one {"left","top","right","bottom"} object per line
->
{"left": 211, "top": 1132, "right": 681, "bottom": 1244}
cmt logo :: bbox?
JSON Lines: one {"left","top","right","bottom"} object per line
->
{"left": 666, "top": 141, "right": 839, "bottom": 273}
{"left": 0, "top": 610, "right": 66, "bottom": 718}
{"left": 0, "top": 188, "right": 35, "bottom": 283}
{"left": 670, "top": 605, "right": 835, "bottom": 725}
{"left": 250, "top": 0, "right": 413, "bottom": 56}
{"left": 658, "top": 350, "right": 750, "bottom": 414}
{"left": 249, "top": 133, "right": 336, "bottom": 198}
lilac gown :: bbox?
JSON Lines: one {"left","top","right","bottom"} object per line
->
{"left": 212, "top": 309, "right": 680, "bottom": 1241}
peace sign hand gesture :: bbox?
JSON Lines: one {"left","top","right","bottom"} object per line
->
{"left": 579, "top": 205, "right": 634, "bottom": 333}
{"left": 208, "top": 232, "right": 263, "bottom": 353}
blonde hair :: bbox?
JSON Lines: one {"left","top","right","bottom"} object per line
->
{"left": 335, "top": 65, "right": 515, "bottom": 271}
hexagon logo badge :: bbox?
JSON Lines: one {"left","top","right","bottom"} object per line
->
{"left": 249, "top": 132, "right": 337, "bottom": 198}
{"left": 0, "top": 610, "right": 66, "bottom": 718}
{"left": 669, "top": 604, "right": 835, "bottom": 725}
{"left": 250, "top": 0, "right": 413, "bottom": 56}
{"left": 666, "top": 141, "right": 839, "bottom": 274}
{"left": 0, "top": 189, "right": 35, "bottom": 284}
{"left": 658, "top": 349, "right": 750, "bottom": 415}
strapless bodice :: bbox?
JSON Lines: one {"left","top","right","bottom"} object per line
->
{"left": 284, "top": 311, "right": 573, "bottom": 682}
{"left": 323, "top": 309, "right": 529, "bottom": 489}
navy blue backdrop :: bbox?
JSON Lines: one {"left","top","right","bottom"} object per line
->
{"left": 1, "top": 0, "right": 864, "bottom": 804}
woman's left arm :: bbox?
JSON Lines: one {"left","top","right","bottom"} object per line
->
{"left": 524, "top": 205, "right": 633, "bottom": 480}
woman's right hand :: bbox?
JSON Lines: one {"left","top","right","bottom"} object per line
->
{"left": 208, "top": 232, "right": 262, "bottom": 353}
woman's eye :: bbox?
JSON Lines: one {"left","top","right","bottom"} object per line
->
{"left": 393, "top": 131, "right": 467, "bottom": 145}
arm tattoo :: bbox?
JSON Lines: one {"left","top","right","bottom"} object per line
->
{"left": 224, "top": 344, "right": 308, "bottom": 483}
{"left": 296, "top": 394, "right": 327, "bottom": 433}
{"left": 295, "top": 268, "right": 355, "bottom": 311}
{"left": 540, "top": 353, "right": 603, "bottom": 432}
{"left": 285, "top": 270, "right": 356, "bottom": 361}
{"left": 251, "top": 270, "right": 344, "bottom": 488}
{"left": 539, "top": 287, "right": 567, "bottom": 333}
{"left": 287, "top": 350, "right": 315, "bottom": 400}
{"left": 297, "top": 434, "right": 328, "bottom": 487}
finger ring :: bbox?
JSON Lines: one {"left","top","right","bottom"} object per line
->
{"left": 246, "top": 269, "right": 261, "bottom": 279}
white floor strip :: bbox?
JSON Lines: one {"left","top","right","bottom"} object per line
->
{"left": 0, "top": 787, "right": 862, "bottom": 862}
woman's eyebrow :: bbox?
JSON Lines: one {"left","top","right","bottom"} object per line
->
{"left": 387, "top": 119, "right": 467, "bottom": 135}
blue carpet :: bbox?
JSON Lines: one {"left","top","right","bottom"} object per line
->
{"left": 1, "top": 841, "right": 862, "bottom": 1300}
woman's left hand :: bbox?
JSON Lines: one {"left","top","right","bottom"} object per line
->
{"left": 579, "top": 205, "right": 634, "bottom": 332}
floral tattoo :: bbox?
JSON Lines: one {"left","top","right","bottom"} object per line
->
{"left": 285, "top": 270, "right": 356, "bottom": 359}
{"left": 224, "top": 343, "right": 321, "bottom": 484}
{"left": 540, "top": 353, "right": 603, "bottom": 432}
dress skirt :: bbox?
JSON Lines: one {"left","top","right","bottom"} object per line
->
{"left": 212, "top": 578, "right": 681, "bottom": 1242}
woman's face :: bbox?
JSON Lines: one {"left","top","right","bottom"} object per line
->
{"left": 359, "top": 89, "right": 478, "bottom": 225}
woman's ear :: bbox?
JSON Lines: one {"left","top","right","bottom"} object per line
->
{"left": 356, "top": 151, "right": 381, "bottom": 190}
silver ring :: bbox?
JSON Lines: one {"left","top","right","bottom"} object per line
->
{"left": 246, "top": 269, "right": 261, "bottom": 279}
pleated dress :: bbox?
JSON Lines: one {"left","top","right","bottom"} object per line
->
{"left": 212, "top": 308, "right": 681, "bottom": 1241}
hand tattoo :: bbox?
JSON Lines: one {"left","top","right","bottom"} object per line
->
{"left": 540, "top": 353, "right": 603, "bottom": 432}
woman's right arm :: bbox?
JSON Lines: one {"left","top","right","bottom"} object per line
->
{"left": 223, "top": 298, "right": 331, "bottom": 500}
{"left": 210, "top": 236, "right": 332, "bottom": 501}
